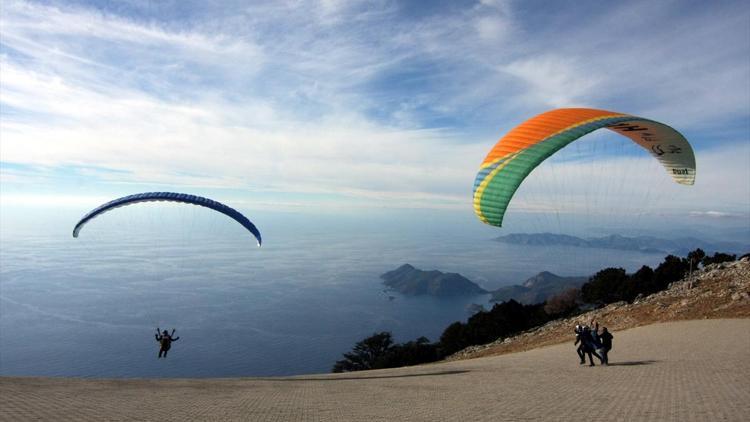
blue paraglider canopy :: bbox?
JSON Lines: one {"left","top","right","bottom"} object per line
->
{"left": 72, "top": 192, "right": 262, "bottom": 247}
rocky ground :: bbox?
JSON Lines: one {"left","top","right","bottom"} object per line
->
{"left": 448, "top": 257, "right": 750, "bottom": 361}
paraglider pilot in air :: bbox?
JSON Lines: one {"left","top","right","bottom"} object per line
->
{"left": 155, "top": 328, "right": 179, "bottom": 358}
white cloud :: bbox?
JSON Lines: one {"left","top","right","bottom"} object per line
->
{"left": 0, "top": 0, "right": 748, "bottom": 217}
{"left": 501, "top": 55, "right": 602, "bottom": 108}
{"left": 0, "top": 55, "right": 482, "bottom": 206}
{"left": 0, "top": 193, "right": 113, "bottom": 208}
{"left": 688, "top": 211, "right": 745, "bottom": 219}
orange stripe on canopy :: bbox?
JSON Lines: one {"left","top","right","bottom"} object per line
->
{"left": 481, "top": 108, "right": 628, "bottom": 166}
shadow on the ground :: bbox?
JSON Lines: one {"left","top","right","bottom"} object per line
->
{"left": 607, "top": 360, "right": 659, "bottom": 366}
{"left": 258, "top": 370, "right": 471, "bottom": 382}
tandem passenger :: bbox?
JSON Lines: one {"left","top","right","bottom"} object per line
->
{"left": 599, "top": 327, "right": 613, "bottom": 365}
{"left": 574, "top": 324, "right": 604, "bottom": 366}
{"left": 156, "top": 328, "right": 180, "bottom": 359}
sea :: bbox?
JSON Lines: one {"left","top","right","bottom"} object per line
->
{"left": 0, "top": 207, "right": 672, "bottom": 378}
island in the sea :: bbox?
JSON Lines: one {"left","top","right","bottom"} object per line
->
{"left": 489, "top": 271, "right": 588, "bottom": 304}
{"left": 381, "top": 264, "right": 488, "bottom": 297}
{"left": 382, "top": 264, "right": 589, "bottom": 303}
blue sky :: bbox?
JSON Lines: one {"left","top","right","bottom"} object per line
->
{"left": 1, "top": 0, "right": 748, "bottom": 230}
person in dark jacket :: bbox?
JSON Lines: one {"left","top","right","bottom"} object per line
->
{"left": 155, "top": 328, "right": 179, "bottom": 358}
{"left": 581, "top": 326, "right": 603, "bottom": 366}
{"left": 574, "top": 325, "right": 585, "bottom": 364}
{"left": 590, "top": 320, "right": 601, "bottom": 345}
{"left": 599, "top": 327, "right": 613, "bottom": 365}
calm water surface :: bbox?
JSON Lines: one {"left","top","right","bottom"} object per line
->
{"left": 0, "top": 211, "right": 665, "bottom": 378}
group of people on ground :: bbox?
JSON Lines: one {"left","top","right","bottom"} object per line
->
{"left": 574, "top": 320, "right": 613, "bottom": 366}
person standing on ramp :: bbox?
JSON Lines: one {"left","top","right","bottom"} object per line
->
{"left": 599, "top": 327, "right": 613, "bottom": 365}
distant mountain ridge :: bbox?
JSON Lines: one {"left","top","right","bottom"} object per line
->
{"left": 495, "top": 233, "right": 749, "bottom": 256}
{"left": 381, "top": 264, "right": 584, "bottom": 303}
{"left": 381, "top": 264, "right": 488, "bottom": 297}
{"left": 489, "top": 271, "right": 588, "bottom": 304}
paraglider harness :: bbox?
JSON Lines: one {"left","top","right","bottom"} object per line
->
{"left": 156, "top": 328, "right": 179, "bottom": 356}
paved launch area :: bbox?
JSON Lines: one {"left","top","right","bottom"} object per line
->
{"left": 2, "top": 319, "right": 749, "bottom": 421}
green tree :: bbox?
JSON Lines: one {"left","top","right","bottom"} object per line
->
{"left": 622, "top": 265, "right": 656, "bottom": 301}
{"left": 701, "top": 252, "right": 736, "bottom": 267}
{"left": 439, "top": 321, "right": 468, "bottom": 357}
{"left": 581, "top": 268, "right": 628, "bottom": 304}
{"left": 380, "top": 337, "right": 439, "bottom": 368}
{"left": 687, "top": 248, "right": 706, "bottom": 269}
{"left": 332, "top": 332, "right": 394, "bottom": 373}
{"left": 438, "top": 300, "right": 550, "bottom": 356}
{"left": 653, "top": 255, "right": 689, "bottom": 290}
{"left": 544, "top": 288, "right": 580, "bottom": 317}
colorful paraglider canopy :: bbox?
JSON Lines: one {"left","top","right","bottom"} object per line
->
{"left": 72, "top": 192, "right": 262, "bottom": 247}
{"left": 473, "top": 108, "right": 696, "bottom": 228}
